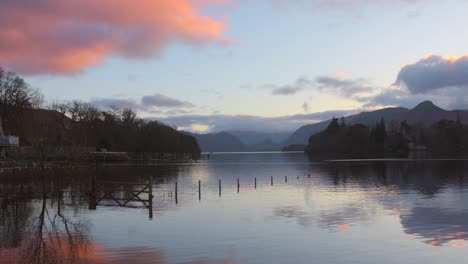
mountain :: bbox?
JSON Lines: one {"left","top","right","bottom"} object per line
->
{"left": 188, "top": 130, "right": 289, "bottom": 152}
{"left": 400, "top": 101, "right": 457, "bottom": 125}
{"left": 250, "top": 139, "right": 282, "bottom": 151}
{"left": 187, "top": 131, "right": 247, "bottom": 152}
{"left": 283, "top": 121, "right": 330, "bottom": 147}
{"left": 226, "top": 130, "right": 290, "bottom": 151}
{"left": 284, "top": 101, "right": 468, "bottom": 146}
{"left": 227, "top": 130, "right": 290, "bottom": 146}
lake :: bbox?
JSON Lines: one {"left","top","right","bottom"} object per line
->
{"left": 1, "top": 152, "right": 468, "bottom": 264}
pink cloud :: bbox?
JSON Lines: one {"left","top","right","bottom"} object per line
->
{"left": 0, "top": 0, "right": 229, "bottom": 75}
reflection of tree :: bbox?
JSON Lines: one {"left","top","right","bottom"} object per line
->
{"left": 311, "top": 161, "right": 468, "bottom": 246}
{"left": 317, "top": 161, "right": 468, "bottom": 196}
{"left": 0, "top": 196, "right": 32, "bottom": 248}
{"left": 0, "top": 165, "right": 240, "bottom": 264}
{"left": 19, "top": 187, "right": 90, "bottom": 264}
{"left": 0, "top": 168, "right": 91, "bottom": 264}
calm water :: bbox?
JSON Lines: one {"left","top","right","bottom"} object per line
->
{"left": 2, "top": 152, "right": 468, "bottom": 263}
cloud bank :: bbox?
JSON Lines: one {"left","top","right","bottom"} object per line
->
{"left": 359, "top": 54, "right": 468, "bottom": 109}
{"left": 267, "top": 0, "right": 436, "bottom": 13}
{"left": 157, "top": 110, "right": 353, "bottom": 132}
{"left": 142, "top": 94, "right": 195, "bottom": 108}
{"left": 396, "top": 55, "right": 468, "bottom": 93}
{"left": 316, "top": 76, "right": 374, "bottom": 97}
{"left": 0, "top": 0, "right": 228, "bottom": 75}
{"left": 270, "top": 76, "right": 374, "bottom": 97}
{"left": 90, "top": 93, "right": 195, "bottom": 111}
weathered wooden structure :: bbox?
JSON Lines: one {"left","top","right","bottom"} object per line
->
{"left": 0, "top": 118, "right": 19, "bottom": 159}
{"left": 0, "top": 136, "right": 19, "bottom": 147}
{"left": 88, "top": 175, "right": 154, "bottom": 219}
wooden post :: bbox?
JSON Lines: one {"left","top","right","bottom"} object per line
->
{"left": 88, "top": 170, "right": 97, "bottom": 210}
{"left": 149, "top": 176, "right": 153, "bottom": 220}
{"left": 175, "top": 182, "right": 178, "bottom": 204}
{"left": 271, "top": 176, "right": 273, "bottom": 186}
{"left": 58, "top": 191, "right": 63, "bottom": 214}
{"left": 237, "top": 178, "right": 240, "bottom": 193}
{"left": 254, "top": 178, "right": 257, "bottom": 189}
{"left": 285, "top": 176, "right": 287, "bottom": 183}
{"left": 308, "top": 174, "right": 310, "bottom": 178}
{"left": 219, "top": 179, "right": 221, "bottom": 197}
{"left": 198, "top": 180, "right": 201, "bottom": 200}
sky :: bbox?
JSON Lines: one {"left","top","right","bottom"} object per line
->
{"left": 1, "top": 0, "right": 468, "bottom": 133}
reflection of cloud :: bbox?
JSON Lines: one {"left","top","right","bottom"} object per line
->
{"left": 318, "top": 202, "right": 375, "bottom": 231}
{"left": 450, "top": 240, "right": 467, "bottom": 248}
{"left": 338, "top": 224, "right": 349, "bottom": 233}
{"left": 1, "top": 242, "right": 238, "bottom": 264}
{"left": 401, "top": 207, "right": 468, "bottom": 247}
{"left": 273, "top": 201, "right": 374, "bottom": 231}
{"left": 273, "top": 206, "right": 313, "bottom": 227}
{"left": 0, "top": 236, "right": 105, "bottom": 264}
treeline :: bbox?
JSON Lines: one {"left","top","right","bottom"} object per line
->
{"left": 0, "top": 67, "right": 200, "bottom": 158}
{"left": 306, "top": 116, "right": 468, "bottom": 158}
{"left": 49, "top": 102, "right": 201, "bottom": 154}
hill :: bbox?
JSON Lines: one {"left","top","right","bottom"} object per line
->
{"left": 284, "top": 101, "right": 468, "bottom": 146}
{"left": 3, "top": 104, "right": 201, "bottom": 159}
{"left": 188, "top": 130, "right": 288, "bottom": 152}
{"left": 227, "top": 130, "right": 290, "bottom": 146}
{"left": 250, "top": 139, "right": 282, "bottom": 151}
{"left": 187, "top": 131, "right": 247, "bottom": 152}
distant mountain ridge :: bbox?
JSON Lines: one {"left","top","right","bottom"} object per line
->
{"left": 284, "top": 101, "right": 468, "bottom": 146}
{"left": 227, "top": 130, "right": 290, "bottom": 146}
{"left": 185, "top": 131, "right": 247, "bottom": 152}
{"left": 188, "top": 101, "right": 468, "bottom": 152}
{"left": 185, "top": 130, "right": 290, "bottom": 152}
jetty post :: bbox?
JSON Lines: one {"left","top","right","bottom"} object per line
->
{"left": 175, "top": 182, "right": 178, "bottom": 204}
{"left": 149, "top": 176, "right": 154, "bottom": 220}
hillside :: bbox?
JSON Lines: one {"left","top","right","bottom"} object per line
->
{"left": 227, "top": 130, "right": 290, "bottom": 146}
{"left": 188, "top": 131, "right": 288, "bottom": 152}
{"left": 187, "top": 131, "right": 247, "bottom": 152}
{"left": 3, "top": 105, "right": 201, "bottom": 158}
{"left": 250, "top": 139, "right": 282, "bottom": 151}
{"left": 284, "top": 101, "right": 468, "bottom": 146}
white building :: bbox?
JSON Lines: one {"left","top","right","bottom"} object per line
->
{"left": 0, "top": 118, "right": 19, "bottom": 147}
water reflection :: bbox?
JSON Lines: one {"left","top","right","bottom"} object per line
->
{"left": 402, "top": 207, "right": 468, "bottom": 247}
{"left": 0, "top": 168, "right": 90, "bottom": 264}
{"left": 2, "top": 155, "right": 468, "bottom": 263}
{"left": 312, "top": 160, "right": 468, "bottom": 248}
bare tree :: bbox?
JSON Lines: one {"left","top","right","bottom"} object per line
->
{"left": 0, "top": 67, "right": 44, "bottom": 135}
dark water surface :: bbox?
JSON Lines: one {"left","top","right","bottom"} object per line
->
{"left": 1, "top": 152, "right": 468, "bottom": 263}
